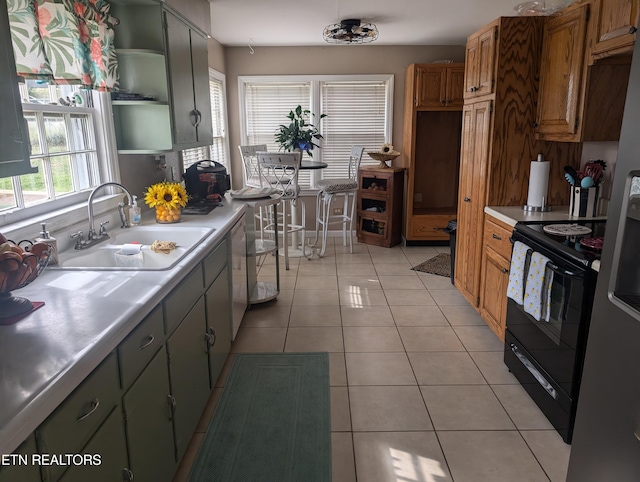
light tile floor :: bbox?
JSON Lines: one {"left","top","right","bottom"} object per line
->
{"left": 173, "top": 238, "right": 571, "bottom": 482}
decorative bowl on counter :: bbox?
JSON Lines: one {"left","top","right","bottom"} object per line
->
{"left": 0, "top": 237, "right": 51, "bottom": 321}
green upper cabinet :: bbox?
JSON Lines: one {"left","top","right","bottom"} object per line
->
{"left": 0, "top": 0, "right": 37, "bottom": 179}
{"left": 165, "top": 10, "right": 213, "bottom": 148}
{"left": 110, "top": 2, "right": 212, "bottom": 154}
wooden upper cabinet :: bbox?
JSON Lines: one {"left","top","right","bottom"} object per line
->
{"left": 590, "top": 0, "right": 638, "bottom": 61}
{"left": 464, "top": 25, "right": 497, "bottom": 98}
{"left": 535, "top": 4, "right": 589, "bottom": 140}
{"left": 415, "top": 64, "right": 465, "bottom": 110}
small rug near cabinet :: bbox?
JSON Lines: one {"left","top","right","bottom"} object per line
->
{"left": 411, "top": 253, "right": 451, "bottom": 278}
{"left": 188, "top": 353, "right": 331, "bottom": 482}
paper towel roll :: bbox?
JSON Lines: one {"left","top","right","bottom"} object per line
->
{"left": 526, "top": 160, "right": 550, "bottom": 207}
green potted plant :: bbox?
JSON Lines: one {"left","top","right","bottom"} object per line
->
{"left": 275, "top": 105, "right": 326, "bottom": 157}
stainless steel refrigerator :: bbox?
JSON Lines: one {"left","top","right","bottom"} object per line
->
{"left": 567, "top": 40, "right": 640, "bottom": 481}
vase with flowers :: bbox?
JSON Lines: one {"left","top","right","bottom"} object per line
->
{"left": 144, "top": 181, "right": 188, "bottom": 223}
{"left": 275, "top": 105, "right": 327, "bottom": 157}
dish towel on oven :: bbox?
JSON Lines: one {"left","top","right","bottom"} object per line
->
{"left": 524, "top": 251, "right": 554, "bottom": 322}
{"left": 507, "top": 241, "right": 530, "bottom": 305}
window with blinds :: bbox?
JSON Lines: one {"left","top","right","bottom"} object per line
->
{"left": 182, "top": 71, "right": 229, "bottom": 170}
{"left": 320, "top": 81, "right": 387, "bottom": 179}
{"left": 239, "top": 75, "right": 393, "bottom": 189}
{"left": 243, "top": 82, "right": 312, "bottom": 187}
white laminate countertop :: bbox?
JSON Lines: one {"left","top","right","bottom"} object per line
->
{"left": 0, "top": 195, "right": 248, "bottom": 454}
{"left": 484, "top": 206, "right": 607, "bottom": 227}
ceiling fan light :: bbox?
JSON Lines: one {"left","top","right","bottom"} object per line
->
{"left": 323, "top": 18, "right": 379, "bottom": 44}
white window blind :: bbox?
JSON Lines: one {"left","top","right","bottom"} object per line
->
{"left": 244, "top": 82, "right": 312, "bottom": 187}
{"left": 320, "top": 81, "right": 387, "bottom": 179}
{"left": 183, "top": 74, "right": 229, "bottom": 170}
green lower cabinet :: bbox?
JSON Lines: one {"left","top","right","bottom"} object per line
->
{"left": 205, "top": 266, "right": 231, "bottom": 388}
{"left": 0, "top": 434, "right": 41, "bottom": 482}
{"left": 58, "top": 408, "right": 130, "bottom": 482}
{"left": 166, "top": 296, "right": 210, "bottom": 461}
{"left": 122, "top": 348, "right": 175, "bottom": 482}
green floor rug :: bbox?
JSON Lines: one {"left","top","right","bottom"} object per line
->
{"left": 188, "top": 352, "right": 331, "bottom": 482}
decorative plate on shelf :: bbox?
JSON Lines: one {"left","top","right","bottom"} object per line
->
{"left": 543, "top": 224, "right": 593, "bottom": 236}
{"left": 230, "top": 187, "right": 277, "bottom": 199}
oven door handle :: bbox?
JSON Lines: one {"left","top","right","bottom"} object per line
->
{"left": 546, "top": 262, "right": 584, "bottom": 279}
{"left": 510, "top": 343, "right": 559, "bottom": 400}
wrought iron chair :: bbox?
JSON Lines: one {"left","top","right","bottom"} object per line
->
{"left": 309, "top": 146, "right": 364, "bottom": 257}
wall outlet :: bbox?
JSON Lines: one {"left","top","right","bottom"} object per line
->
{"left": 332, "top": 207, "right": 344, "bottom": 215}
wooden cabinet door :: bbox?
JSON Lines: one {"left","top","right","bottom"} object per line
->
{"left": 190, "top": 28, "right": 213, "bottom": 144}
{"left": 591, "top": 0, "right": 638, "bottom": 59}
{"left": 123, "top": 349, "right": 176, "bottom": 482}
{"left": 445, "top": 66, "right": 466, "bottom": 109}
{"left": 475, "top": 27, "right": 497, "bottom": 97}
{"left": 480, "top": 247, "right": 510, "bottom": 341}
{"left": 464, "top": 37, "right": 480, "bottom": 98}
{"left": 535, "top": 5, "right": 589, "bottom": 140}
{"left": 165, "top": 11, "right": 197, "bottom": 146}
{"left": 416, "top": 66, "right": 446, "bottom": 108}
{"left": 0, "top": 0, "right": 36, "bottom": 177}
{"left": 464, "top": 27, "right": 496, "bottom": 98}
{"left": 205, "top": 266, "right": 231, "bottom": 388}
{"left": 60, "top": 408, "right": 131, "bottom": 482}
{"left": 455, "top": 101, "right": 492, "bottom": 307}
{"left": 166, "top": 297, "right": 211, "bottom": 461}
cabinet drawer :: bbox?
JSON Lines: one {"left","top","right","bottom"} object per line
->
{"left": 37, "top": 353, "right": 119, "bottom": 481}
{"left": 118, "top": 305, "right": 165, "bottom": 390}
{"left": 203, "top": 238, "right": 228, "bottom": 288}
{"left": 164, "top": 265, "right": 204, "bottom": 335}
{"left": 409, "top": 215, "right": 451, "bottom": 241}
{"left": 483, "top": 219, "right": 513, "bottom": 260}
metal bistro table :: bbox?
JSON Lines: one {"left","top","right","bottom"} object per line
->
{"left": 285, "top": 160, "right": 328, "bottom": 259}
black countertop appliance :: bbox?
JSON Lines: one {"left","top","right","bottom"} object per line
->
{"left": 183, "top": 161, "right": 230, "bottom": 204}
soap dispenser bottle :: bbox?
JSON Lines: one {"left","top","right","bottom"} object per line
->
{"left": 129, "top": 195, "right": 141, "bottom": 226}
{"left": 34, "top": 223, "right": 58, "bottom": 265}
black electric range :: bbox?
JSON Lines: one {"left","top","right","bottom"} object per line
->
{"left": 505, "top": 218, "right": 607, "bottom": 443}
{"left": 513, "top": 219, "right": 607, "bottom": 268}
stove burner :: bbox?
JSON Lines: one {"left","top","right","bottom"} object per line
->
{"left": 542, "top": 224, "right": 593, "bottom": 236}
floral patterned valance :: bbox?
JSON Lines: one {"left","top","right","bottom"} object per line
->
{"left": 7, "top": 0, "right": 119, "bottom": 92}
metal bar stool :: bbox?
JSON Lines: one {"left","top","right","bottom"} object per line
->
{"left": 309, "top": 146, "right": 364, "bottom": 257}
{"left": 257, "top": 151, "right": 311, "bottom": 270}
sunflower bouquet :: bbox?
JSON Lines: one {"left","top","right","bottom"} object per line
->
{"left": 144, "top": 181, "right": 189, "bottom": 224}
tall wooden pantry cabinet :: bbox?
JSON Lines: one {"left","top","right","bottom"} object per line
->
{"left": 455, "top": 16, "right": 582, "bottom": 309}
{"left": 402, "top": 63, "right": 465, "bottom": 243}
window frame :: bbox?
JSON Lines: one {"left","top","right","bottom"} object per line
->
{"left": 0, "top": 91, "right": 120, "bottom": 230}
{"left": 238, "top": 74, "right": 394, "bottom": 190}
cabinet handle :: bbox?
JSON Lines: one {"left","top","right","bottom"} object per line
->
{"left": 76, "top": 398, "right": 100, "bottom": 423}
{"left": 502, "top": 268, "right": 509, "bottom": 274}
{"left": 630, "top": 26, "right": 637, "bottom": 34}
{"left": 209, "top": 326, "right": 217, "bottom": 347}
{"left": 492, "top": 233, "right": 502, "bottom": 240}
{"left": 532, "top": 121, "right": 539, "bottom": 128}
{"left": 122, "top": 468, "right": 134, "bottom": 481}
{"left": 167, "top": 394, "right": 176, "bottom": 420}
{"left": 190, "top": 110, "right": 202, "bottom": 127}
{"left": 464, "top": 197, "right": 471, "bottom": 202}
{"left": 138, "top": 335, "right": 155, "bottom": 350}
{"left": 468, "top": 86, "right": 477, "bottom": 92}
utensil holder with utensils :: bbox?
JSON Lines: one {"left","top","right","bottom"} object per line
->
{"left": 570, "top": 186, "right": 600, "bottom": 217}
